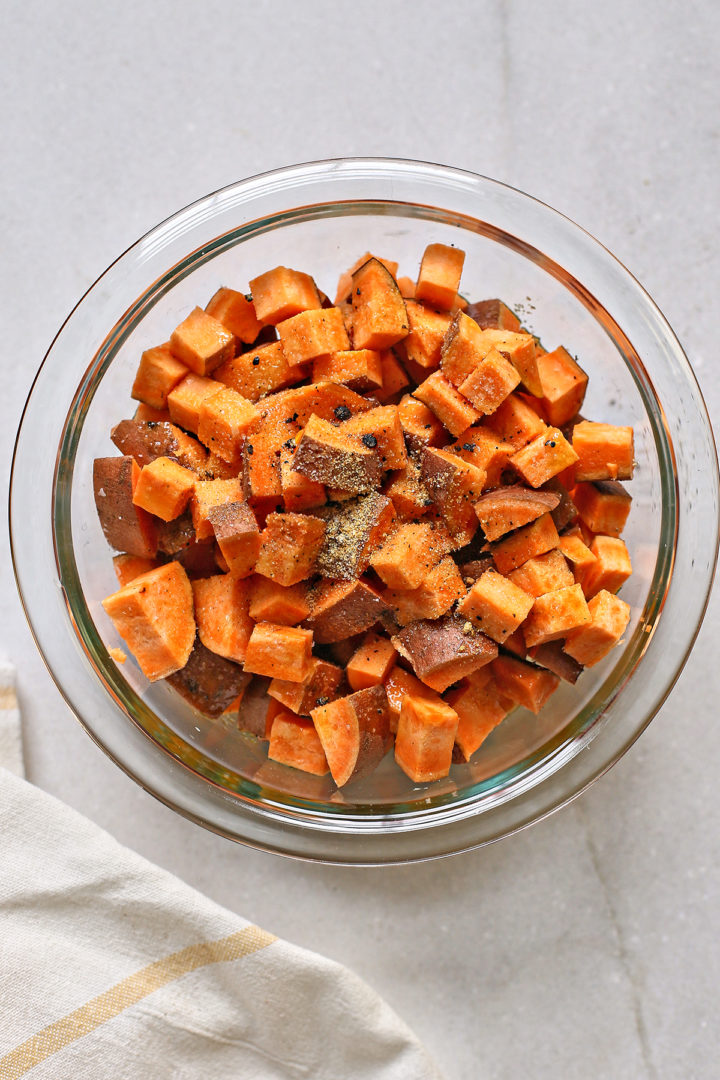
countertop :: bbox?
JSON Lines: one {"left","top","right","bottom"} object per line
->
{"left": 2, "top": 2, "right": 718, "bottom": 1077}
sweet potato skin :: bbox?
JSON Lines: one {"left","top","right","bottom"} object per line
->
{"left": 167, "top": 641, "right": 251, "bottom": 717}
{"left": 93, "top": 456, "right": 158, "bottom": 558}
{"left": 311, "top": 684, "right": 391, "bottom": 786}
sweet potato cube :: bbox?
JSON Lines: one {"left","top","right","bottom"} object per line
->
{"left": 311, "top": 685, "right": 391, "bottom": 786}
{"left": 386, "top": 556, "right": 466, "bottom": 625}
{"left": 458, "top": 347, "right": 522, "bottom": 414}
{"left": 384, "top": 666, "right": 440, "bottom": 731}
{"left": 523, "top": 583, "right": 591, "bottom": 647}
{"left": 369, "top": 521, "right": 451, "bottom": 589}
{"left": 397, "top": 275, "right": 416, "bottom": 298}
{"left": 167, "top": 641, "right": 251, "bottom": 718}
{"left": 191, "top": 478, "right": 244, "bottom": 540}
{"left": 169, "top": 307, "right": 234, "bottom": 376}
{"left": 205, "top": 286, "right": 262, "bottom": 344}
{"left": 573, "top": 480, "right": 632, "bottom": 538}
{"left": 256, "top": 511, "right": 326, "bottom": 586}
{"left": 392, "top": 615, "right": 498, "bottom": 692}
{"left": 397, "top": 393, "right": 446, "bottom": 451}
{"left": 278, "top": 307, "right": 350, "bottom": 366}
{"left": 507, "top": 548, "right": 574, "bottom": 597}
{"left": 457, "top": 568, "right": 534, "bottom": 644}
{"left": 334, "top": 253, "right": 399, "bottom": 304}
{"left": 511, "top": 428, "right": 579, "bottom": 488}
{"left": 395, "top": 694, "right": 459, "bottom": 782}
{"left": 313, "top": 348, "right": 383, "bottom": 391}
{"left": 536, "top": 346, "right": 588, "bottom": 426}
{"left": 447, "top": 673, "right": 513, "bottom": 762}
{"left": 572, "top": 421, "right": 635, "bottom": 481}
{"left": 305, "top": 579, "right": 389, "bottom": 643}
{"left": 101, "top": 562, "right": 195, "bottom": 680}
{"left": 207, "top": 500, "right": 259, "bottom": 578}
{"left": 527, "top": 640, "right": 583, "bottom": 684}
{"left": 452, "top": 427, "right": 512, "bottom": 487}
{"left": 383, "top": 456, "right": 433, "bottom": 521}
{"left": 346, "top": 632, "right": 398, "bottom": 691}
{"left": 293, "top": 414, "right": 382, "bottom": 494}
{"left": 132, "top": 344, "right": 188, "bottom": 410}
{"left": 559, "top": 532, "right": 597, "bottom": 576}
{"left": 466, "top": 298, "right": 521, "bottom": 332}
{"left": 133, "top": 403, "right": 172, "bottom": 423}
{"left": 111, "top": 419, "right": 208, "bottom": 473}
{"left": 440, "top": 310, "right": 489, "bottom": 387}
{"left": 341, "top": 406, "right": 408, "bottom": 472}
{"left": 242, "top": 434, "right": 282, "bottom": 504}
{"left": 491, "top": 654, "right": 559, "bottom": 714}
{"left": 374, "top": 350, "right": 410, "bottom": 402}
{"left": 472, "top": 328, "right": 542, "bottom": 396}
{"left": 167, "top": 373, "right": 223, "bottom": 434}
{"left": 94, "top": 455, "right": 160, "bottom": 558}
{"left": 192, "top": 574, "right": 253, "bottom": 663}
{"left": 578, "top": 535, "right": 632, "bottom": 598}
{"left": 474, "top": 485, "right": 561, "bottom": 542}
{"left": 269, "top": 657, "right": 344, "bottom": 715}
{"left": 316, "top": 492, "right": 396, "bottom": 579}
{"left": 415, "top": 243, "right": 465, "bottom": 311}
{"left": 113, "top": 553, "right": 159, "bottom": 586}
{"left": 197, "top": 386, "right": 259, "bottom": 462}
{"left": 421, "top": 446, "right": 485, "bottom": 546}
{"left": 214, "top": 341, "right": 295, "bottom": 403}
{"left": 248, "top": 576, "right": 310, "bottom": 625}
{"left": 483, "top": 392, "right": 547, "bottom": 449}
{"left": 492, "top": 513, "right": 560, "bottom": 574}
{"left": 414, "top": 370, "right": 479, "bottom": 438}
{"left": 249, "top": 266, "right": 321, "bottom": 325}
{"left": 280, "top": 443, "right": 326, "bottom": 511}
{"left": 564, "top": 590, "right": 631, "bottom": 666}
{"left": 268, "top": 713, "right": 329, "bottom": 775}
{"left": 244, "top": 622, "right": 313, "bottom": 681}
{"left": 351, "top": 258, "right": 410, "bottom": 350}
{"left": 404, "top": 301, "right": 453, "bottom": 369}
{"left": 132, "top": 456, "right": 195, "bottom": 521}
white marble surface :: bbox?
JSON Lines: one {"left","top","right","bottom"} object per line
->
{"left": 2, "top": 2, "right": 719, "bottom": 1077}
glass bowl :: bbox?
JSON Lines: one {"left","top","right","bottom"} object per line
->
{"left": 10, "top": 158, "right": 718, "bottom": 864}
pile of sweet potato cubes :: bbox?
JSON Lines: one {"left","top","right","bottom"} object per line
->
{"left": 95, "top": 244, "right": 634, "bottom": 788}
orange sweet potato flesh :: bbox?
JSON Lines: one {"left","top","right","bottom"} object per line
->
{"left": 132, "top": 344, "right": 188, "bottom": 410}
{"left": 93, "top": 456, "right": 158, "bottom": 558}
{"left": 343, "top": 405, "right": 408, "bottom": 471}
{"left": 414, "top": 371, "right": 479, "bottom": 438}
{"left": 311, "top": 684, "right": 390, "bottom": 786}
{"left": 394, "top": 694, "right": 459, "bottom": 782}
{"left": 572, "top": 481, "right": 631, "bottom": 538}
{"left": 474, "top": 485, "right": 561, "bottom": 542}
{"left": 370, "top": 520, "right": 451, "bottom": 590}
{"left": 192, "top": 575, "right": 254, "bottom": 663}
{"left": 415, "top": 244, "right": 465, "bottom": 311}
{"left": 205, "top": 286, "right": 263, "bottom": 344}
{"left": 510, "top": 428, "right": 579, "bottom": 488}
{"left": 446, "top": 672, "right": 513, "bottom": 762}
{"left": 315, "top": 493, "right": 396, "bottom": 580}
{"left": 492, "top": 513, "right": 560, "bottom": 574}
{"left": 256, "top": 512, "right": 326, "bottom": 586}
{"left": 572, "top": 421, "right": 634, "bottom": 482}
{"left": 522, "top": 583, "right": 591, "bottom": 648}
{"left": 268, "top": 657, "right": 344, "bottom": 715}
{"left": 102, "top": 562, "right": 195, "bottom": 681}
{"left": 132, "top": 457, "right": 195, "bottom": 522}
{"left": 268, "top": 713, "right": 329, "bottom": 775}
{"left": 386, "top": 556, "right": 466, "bottom": 626}
{"left": 351, "top": 258, "right": 409, "bottom": 350}
{"left": 293, "top": 414, "right": 382, "bottom": 494}
{"left": 456, "top": 568, "right": 534, "bottom": 644}
{"left": 347, "top": 632, "right": 398, "bottom": 691}
{"left": 491, "top": 654, "right": 559, "bottom": 714}
{"left": 248, "top": 576, "right": 310, "bottom": 625}
{"left": 563, "top": 589, "right": 631, "bottom": 666}
{"left": 249, "top": 266, "right": 321, "bottom": 325}
{"left": 243, "top": 622, "right": 314, "bottom": 682}
{"left": 113, "top": 554, "right": 159, "bottom": 587}
{"left": 170, "top": 307, "right": 235, "bottom": 376}
{"left": 111, "top": 419, "right": 208, "bottom": 473}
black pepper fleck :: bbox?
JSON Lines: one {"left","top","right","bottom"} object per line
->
{"left": 334, "top": 405, "right": 352, "bottom": 421}
{"left": 362, "top": 434, "right": 378, "bottom": 448}
{"left": 252, "top": 355, "right": 260, "bottom": 366}
{"left": 247, "top": 444, "right": 254, "bottom": 456}
{"left": 463, "top": 442, "right": 475, "bottom": 452}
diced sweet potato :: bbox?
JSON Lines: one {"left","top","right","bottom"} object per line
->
{"left": 156, "top": 510, "right": 195, "bottom": 556}
{"left": 169, "top": 307, "right": 235, "bottom": 376}
{"left": 166, "top": 641, "right": 251, "bottom": 717}
{"left": 278, "top": 442, "right": 326, "bottom": 511}
{"left": 528, "top": 640, "right": 584, "bottom": 684}
{"left": 242, "top": 434, "right": 283, "bottom": 505}
{"left": 415, "top": 243, "right": 465, "bottom": 311}
{"left": 249, "top": 266, "right": 321, "bottom": 325}
{"left": 312, "top": 348, "right": 383, "bottom": 391}
{"left": 305, "top": 578, "right": 389, "bottom": 643}
{"left": 397, "top": 275, "right": 416, "bottom": 299}
{"left": 207, "top": 500, "right": 259, "bottom": 578}
{"left": 256, "top": 383, "right": 375, "bottom": 443}
{"left": 111, "top": 419, "right": 207, "bottom": 472}
{"left": 351, "top": 258, "right": 409, "bottom": 350}
{"left": 447, "top": 672, "right": 514, "bottom": 762}
{"left": 440, "top": 310, "right": 489, "bottom": 386}
{"left": 311, "top": 685, "right": 391, "bottom": 786}
{"left": 392, "top": 615, "right": 498, "bottom": 692}
{"left": 536, "top": 346, "right": 588, "bottom": 426}
{"left": 397, "top": 393, "right": 446, "bottom": 451}
{"left": 473, "top": 328, "right": 542, "bottom": 397}
{"left": 278, "top": 307, "right": 350, "bottom": 365}
{"left": 482, "top": 392, "right": 547, "bottom": 449}
{"left": 346, "top": 632, "right": 398, "bottom": 691}
{"left": 293, "top": 414, "right": 382, "bottom": 494}
{"left": 559, "top": 532, "right": 597, "bottom": 576}
{"left": 544, "top": 478, "right": 578, "bottom": 531}
{"left": 577, "top": 535, "right": 632, "bottom": 598}
{"left": 572, "top": 421, "right": 635, "bottom": 482}
{"left": 474, "top": 485, "right": 561, "bottom": 542}
{"left": 395, "top": 693, "right": 459, "bottom": 782}
{"left": 214, "top": 342, "right": 296, "bottom": 402}
{"left": 457, "top": 555, "right": 495, "bottom": 584}
{"left": 316, "top": 492, "right": 396, "bottom": 579}
{"left": 572, "top": 480, "right": 632, "bottom": 538}
{"left": 113, "top": 554, "right": 159, "bottom": 586}
{"left": 248, "top": 576, "right": 310, "bottom": 625}
{"left": 132, "top": 457, "right": 195, "bottom": 521}
{"left": 101, "top": 562, "right": 195, "bottom": 680}
{"left": 191, "top": 478, "right": 244, "bottom": 540}
{"left": 343, "top": 405, "right": 408, "bottom": 471}
{"left": 414, "top": 370, "right": 479, "bottom": 437}
{"left": 374, "top": 350, "right": 410, "bottom": 402}
{"left": 269, "top": 657, "right": 344, "bottom": 715}
{"left": 93, "top": 456, "right": 158, "bottom": 557}
{"left": 268, "top": 712, "right": 329, "bottom": 775}
{"left": 507, "top": 548, "right": 574, "bottom": 597}
{"left": 523, "top": 583, "right": 592, "bottom": 647}
{"left": 192, "top": 574, "right": 253, "bottom": 663}
{"left": 403, "top": 301, "right": 453, "bottom": 369}
{"left": 386, "top": 556, "right": 466, "bottom": 625}
{"left": 491, "top": 654, "right": 559, "bottom": 714}
{"left": 167, "top": 373, "right": 223, "bottom": 434}
{"left": 563, "top": 589, "right": 631, "bottom": 666}
{"left": 205, "top": 286, "right": 263, "bottom": 344}
{"left": 132, "top": 344, "right": 188, "bottom": 409}
{"left": 256, "top": 511, "right": 326, "bottom": 586}
{"left": 134, "top": 403, "right": 172, "bottom": 423}
{"left": 335, "top": 253, "right": 399, "bottom": 304}
{"left": 421, "top": 447, "right": 485, "bottom": 546}
{"left": 197, "top": 387, "right": 259, "bottom": 462}
{"left": 458, "top": 347, "right": 522, "bottom": 414}
{"left": 510, "top": 428, "right": 579, "bottom": 488}
{"left": 369, "top": 520, "right": 451, "bottom": 589}
{"left": 456, "top": 568, "right": 534, "bottom": 644}
{"left": 383, "top": 455, "right": 433, "bottom": 521}
{"left": 466, "top": 298, "right": 521, "bottom": 332}
{"left": 243, "top": 622, "right": 313, "bottom": 681}
{"left": 451, "top": 427, "right": 512, "bottom": 488}
{"left": 492, "top": 513, "right": 560, "bottom": 574}
{"left": 384, "top": 665, "right": 439, "bottom": 727}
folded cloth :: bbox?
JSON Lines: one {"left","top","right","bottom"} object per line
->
{"left": 0, "top": 669, "right": 442, "bottom": 1080}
